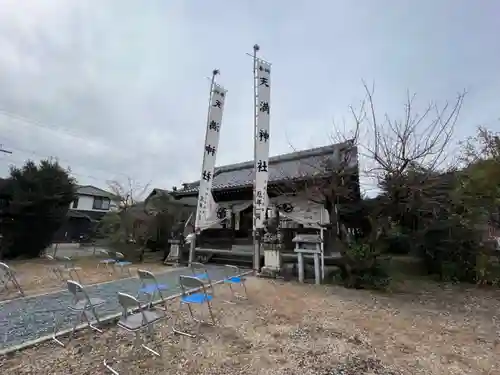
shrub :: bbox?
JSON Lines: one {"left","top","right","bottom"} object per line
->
{"left": 341, "top": 241, "right": 391, "bottom": 290}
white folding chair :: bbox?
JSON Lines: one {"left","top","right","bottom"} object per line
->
{"left": 0, "top": 262, "right": 24, "bottom": 297}
{"left": 46, "top": 255, "right": 83, "bottom": 284}
{"left": 136, "top": 269, "right": 170, "bottom": 309}
{"left": 190, "top": 262, "right": 215, "bottom": 295}
{"left": 97, "top": 249, "right": 116, "bottom": 271}
{"left": 223, "top": 265, "right": 248, "bottom": 303}
{"left": 52, "top": 280, "right": 104, "bottom": 347}
{"left": 173, "top": 275, "right": 215, "bottom": 338}
{"left": 104, "top": 292, "right": 166, "bottom": 374}
{"left": 113, "top": 252, "right": 133, "bottom": 276}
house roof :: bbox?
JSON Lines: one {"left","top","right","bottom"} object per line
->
{"left": 76, "top": 185, "right": 117, "bottom": 199}
{"left": 145, "top": 188, "right": 197, "bottom": 207}
{"left": 67, "top": 209, "right": 107, "bottom": 221}
{"left": 173, "top": 141, "right": 358, "bottom": 196}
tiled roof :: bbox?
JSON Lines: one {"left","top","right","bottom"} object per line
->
{"left": 76, "top": 185, "right": 117, "bottom": 199}
{"left": 145, "top": 188, "right": 198, "bottom": 207}
{"left": 174, "top": 142, "right": 358, "bottom": 195}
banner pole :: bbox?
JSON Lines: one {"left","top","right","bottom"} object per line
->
{"left": 252, "top": 44, "right": 261, "bottom": 274}
{"left": 190, "top": 69, "right": 219, "bottom": 266}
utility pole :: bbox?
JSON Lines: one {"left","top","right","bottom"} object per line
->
{"left": 0, "top": 145, "right": 12, "bottom": 154}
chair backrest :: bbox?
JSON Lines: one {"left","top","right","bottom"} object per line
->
{"left": 224, "top": 264, "right": 241, "bottom": 278}
{"left": 137, "top": 269, "right": 160, "bottom": 290}
{"left": 190, "top": 262, "right": 206, "bottom": 274}
{"left": 178, "top": 275, "right": 205, "bottom": 294}
{"left": 137, "top": 269, "right": 156, "bottom": 282}
{"left": 0, "top": 262, "right": 12, "bottom": 282}
{"left": 67, "top": 280, "right": 90, "bottom": 304}
{"left": 117, "top": 292, "right": 156, "bottom": 324}
{"left": 117, "top": 292, "right": 141, "bottom": 315}
{"left": 0, "top": 262, "right": 13, "bottom": 277}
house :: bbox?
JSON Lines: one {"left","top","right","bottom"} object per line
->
{"left": 56, "top": 185, "right": 119, "bottom": 242}
{"left": 69, "top": 185, "right": 119, "bottom": 219}
{"left": 162, "top": 142, "right": 360, "bottom": 263}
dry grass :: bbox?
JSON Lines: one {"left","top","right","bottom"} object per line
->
{"left": 1, "top": 277, "right": 499, "bottom": 374}
{"left": 0, "top": 257, "right": 169, "bottom": 300}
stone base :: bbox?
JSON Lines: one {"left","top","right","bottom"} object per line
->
{"left": 258, "top": 266, "right": 282, "bottom": 279}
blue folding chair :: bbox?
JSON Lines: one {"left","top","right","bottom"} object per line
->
{"left": 114, "top": 252, "right": 133, "bottom": 276}
{"left": 173, "top": 275, "right": 215, "bottom": 338}
{"left": 97, "top": 250, "right": 117, "bottom": 271}
{"left": 224, "top": 265, "right": 248, "bottom": 302}
{"left": 190, "top": 262, "right": 215, "bottom": 295}
{"left": 136, "top": 269, "right": 169, "bottom": 309}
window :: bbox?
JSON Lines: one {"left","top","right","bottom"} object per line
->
{"left": 72, "top": 197, "right": 79, "bottom": 209}
{"left": 93, "top": 197, "right": 110, "bottom": 210}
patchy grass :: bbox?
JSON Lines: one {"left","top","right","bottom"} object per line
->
{"left": 0, "top": 257, "right": 169, "bottom": 300}
{"left": 1, "top": 277, "right": 499, "bottom": 374}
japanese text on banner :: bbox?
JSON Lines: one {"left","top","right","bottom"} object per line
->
{"left": 195, "top": 83, "right": 227, "bottom": 232}
{"left": 254, "top": 60, "right": 271, "bottom": 230}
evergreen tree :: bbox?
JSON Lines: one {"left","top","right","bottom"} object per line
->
{"left": 0, "top": 159, "right": 76, "bottom": 259}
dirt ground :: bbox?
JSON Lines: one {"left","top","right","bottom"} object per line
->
{"left": 0, "top": 257, "right": 169, "bottom": 300}
{"left": 1, "top": 277, "right": 499, "bottom": 375}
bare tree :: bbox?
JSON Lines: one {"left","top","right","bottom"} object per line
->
{"left": 359, "top": 82, "right": 465, "bottom": 182}
{"left": 107, "top": 178, "right": 150, "bottom": 241}
{"left": 280, "top": 83, "right": 466, "bottom": 285}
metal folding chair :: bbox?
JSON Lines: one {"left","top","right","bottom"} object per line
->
{"left": 97, "top": 250, "right": 117, "bottom": 271}
{"left": 224, "top": 265, "right": 248, "bottom": 303}
{"left": 52, "top": 280, "right": 104, "bottom": 347}
{"left": 0, "top": 262, "right": 24, "bottom": 297}
{"left": 63, "top": 256, "right": 83, "bottom": 283}
{"left": 136, "top": 269, "right": 169, "bottom": 309}
{"left": 46, "top": 255, "right": 83, "bottom": 284}
{"left": 173, "top": 275, "right": 215, "bottom": 338}
{"left": 113, "top": 252, "right": 133, "bottom": 276}
{"left": 104, "top": 292, "right": 166, "bottom": 374}
{"left": 45, "top": 254, "right": 64, "bottom": 280}
{"left": 190, "top": 262, "right": 215, "bottom": 295}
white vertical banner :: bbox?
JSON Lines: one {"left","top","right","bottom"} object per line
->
{"left": 253, "top": 60, "right": 271, "bottom": 231}
{"left": 195, "top": 83, "right": 227, "bottom": 232}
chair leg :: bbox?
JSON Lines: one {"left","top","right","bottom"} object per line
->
{"left": 172, "top": 300, "right": 196, "bottom": 338}
{"left": 141, "top": 327, "right": 161, "bottom": 357}
{"left": 103, "top": 328, "right": 120, "bottom": 375}
{"left": 67, "top": 311, "right": 85, "bottom": 344}
{"left": 10, "top": 275, "right": 24, "bottom": 297}
{"left": 51, "top": 312, "right": 66, "bottom": 347}
{"left": 206, "top": 301, "right": 216, "bottom": 325}
{"left": 224, "top": 283, "right": 237, "bottom": 304}
{"left": 84, "top": 308, "right": 103, "bottom": 333}
{"left": 240, "top": 281, "right": 249, "bottom": 300}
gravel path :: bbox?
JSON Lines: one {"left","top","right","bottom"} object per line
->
{"left": 0, "top": 265, "right": 231, "bottom": 350}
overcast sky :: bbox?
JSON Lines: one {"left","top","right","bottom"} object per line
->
{"left": 0, "top": 0, "right": 498, "bottom": 195}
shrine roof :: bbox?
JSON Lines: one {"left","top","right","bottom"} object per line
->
{"left": 172, "top": 141, "right": 358, "bottom": 197}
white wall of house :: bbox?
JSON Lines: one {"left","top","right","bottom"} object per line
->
{"left": 69, "top": 194, "right": 118, "bottom": 212}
